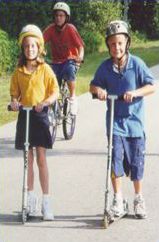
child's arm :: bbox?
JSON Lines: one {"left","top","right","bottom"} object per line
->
{"left": 123, "top": 84, "right": 156, "bottom": 103}
{"left": 10, "top": 71, "right": 21, "bottom": 111}
{"left": 89, "top": 84, "right": 107, "bottom": 101}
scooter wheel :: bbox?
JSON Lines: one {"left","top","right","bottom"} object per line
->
{"left": 22, "top": 209, "right": 27, "bottom": 224}
{"left": 103, "top": 216, "right": 109, "bottom": 229}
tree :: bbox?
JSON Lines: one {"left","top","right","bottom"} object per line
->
{"left": 128, "top": 0, "right": 159, "bottom": 39}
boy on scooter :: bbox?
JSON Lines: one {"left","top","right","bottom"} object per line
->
{"left": 90, "top": 20, "right": 155, "bottom": 219}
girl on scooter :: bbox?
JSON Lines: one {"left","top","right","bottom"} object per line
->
{"left": 10, "top": 24, "right": 59, "bottom": 220}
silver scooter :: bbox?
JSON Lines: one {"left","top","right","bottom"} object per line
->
{"left": 92, "top": 94, "right": 129, "bottom": 228}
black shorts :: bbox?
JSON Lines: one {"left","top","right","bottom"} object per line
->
{"left": 15, "top": 109, "right": 52, "bottom": 150}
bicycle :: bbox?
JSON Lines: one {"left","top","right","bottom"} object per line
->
{"left": 48, "top": 78, "right": 76, "bottom": 145}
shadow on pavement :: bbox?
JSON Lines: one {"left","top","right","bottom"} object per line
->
{"left": 0, "top": 138, "right": 22, "bottom": 158}
{"left": 0, "top": 212, "right": 22, "bottom": 225}
{"left": 0, "top": 213, "right": 104, "bottom": 229}
{"left": 0, "top": 213, "right": 140, "bottom": 229}
{"left": 0, "top": 212, "right": 43, "bottom": 226}
{"left": 1, "top": 136, "right": 158, "bottom": 160}
{"left": 0, "top": 137, "right": 106, "bottom": 158}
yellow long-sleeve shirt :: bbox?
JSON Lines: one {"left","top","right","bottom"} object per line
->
{"left": 10, "top": 63, "right": 59, "bottom": 106}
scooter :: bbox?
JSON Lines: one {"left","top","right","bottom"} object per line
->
{"left": 8, "top": 105, "right": 32, "bottom": 223}
{"left": 102, "top": 95, "right": 129, "bottom": 228}
{"left": 92, "top": 94, "right": 129, "bottom": 228}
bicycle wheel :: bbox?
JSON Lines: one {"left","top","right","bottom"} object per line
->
{"left": 63, "top": 98, "right": 76, "bottom": 140}
{"left": 48, "top": 102, "right": 58, "bottom": 145}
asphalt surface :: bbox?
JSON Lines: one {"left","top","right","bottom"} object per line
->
{"left": 0, "top": 65, "right": 159, "bottom": 242}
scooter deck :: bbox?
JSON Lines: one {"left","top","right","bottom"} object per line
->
{"left": 102, "top": 210, "right": 128, "bottom": 228}
{"left": 102, "top": 199, "right": 129, "bottom": 228}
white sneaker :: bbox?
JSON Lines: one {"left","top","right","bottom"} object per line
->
{"left": 134, "top": 195, "right": 147, "bottom": 219}
{"left": 27, "top": 192, "right": 39, "bottom": 216}
{"left": 110, "top": 194, "right": 124, "bottom": 217}
{"left": 69, "top": 97, "right": 78, "bottom": 115}
{"left": 41, "top": 196, "right": 54, "bottom": 221}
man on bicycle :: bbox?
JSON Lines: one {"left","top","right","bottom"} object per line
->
{"left": 43, "top": 2, "right": 84, "bottom": 115}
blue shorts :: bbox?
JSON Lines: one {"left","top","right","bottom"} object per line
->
{"left": 52, "top": 60, "right": 78, "bottom": 86}
{"left": 111, "top": 135, "right": 145, "bottom": 181}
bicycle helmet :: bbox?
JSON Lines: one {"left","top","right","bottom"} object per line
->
{"left": 53, "top": 2, "right": 70, "bottom": 17}
{"left": 106, "top": 20, "right": 131, "bottom": 49}
{"left": 19, "top": 24, "right": 44, "bottom": 53}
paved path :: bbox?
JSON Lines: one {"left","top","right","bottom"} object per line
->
{"left": 0, "top": 65, "right": 159, "bottom": 242}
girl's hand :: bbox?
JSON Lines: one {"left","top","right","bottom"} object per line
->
{"left": 35, "top": 101, "right": 50, "bottom": 112}
{"left": 35, "top": 103, "right": 45, "bottom": 112}
{"left": 10, "top": 101, "right": 20, "bottom": 111}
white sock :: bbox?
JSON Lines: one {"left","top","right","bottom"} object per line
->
{"left": 42, "top": 194, "right": 50, "bottom": 201}
{"left": 69, "top": 96, "right": 76, "bottom": 100}
{"left": 114, "top": 192, "right": 122, "bottom": 200}
{"left": 28, "top": 190, "right": 34, "bottom": 196}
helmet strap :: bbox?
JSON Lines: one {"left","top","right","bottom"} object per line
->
{"left": 112, "top": 52, "right": 128, "bottom": 75}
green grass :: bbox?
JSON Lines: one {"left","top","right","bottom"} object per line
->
{"left": 1, "top": 40, "right": 159, "bottom": 126}
{"left": 0, "top": 75, "right": 18, "bottom": 126}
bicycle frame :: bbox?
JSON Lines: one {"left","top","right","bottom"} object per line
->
{"left": 48, "top": 79, "right": 76, "bottom": 143}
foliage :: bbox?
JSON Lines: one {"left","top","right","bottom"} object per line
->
{"left": 144, "top": 2, "right": 159, "bottom": 39}
{"left": 0, "top": 29, "right": 19, "bottom": 75}
{"left": 128, "top": 0, "right": 159, "bottom": 39}
{"left": 69, "top": 1, "right": 122, "bottom": 37}
{"left": 80, "top": 30, "right": 104, "bottom": 54}
{"left": 130, "top": 30, "right": 147, "bottom": 46}
{"left": 0, "top": 0, "right": 53, "bottom": 37}
{"left": 69, "top": 1, "right": 122, "bottom": 54}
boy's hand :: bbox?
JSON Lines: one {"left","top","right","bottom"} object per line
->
{"left": 123, "top": 91, "right": 136, "bottom": 102}
{"left": 75, "top": 56, "right": 83, "bottom": 68}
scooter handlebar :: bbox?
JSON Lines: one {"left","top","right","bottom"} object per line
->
{"left": 7, "top": 105, "right": 48, "bottom": 112}
{"left": 92, "top": 93, "right": 124, "bottom": 100}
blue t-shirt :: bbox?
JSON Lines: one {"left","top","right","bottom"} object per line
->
{"left": 90, "top": 54, "right": 154, "bottom": 137}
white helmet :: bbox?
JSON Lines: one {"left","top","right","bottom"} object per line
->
{"left": 53, "top": 2, "right": 70, "bottom": 16}
{"left": 106, "top": 20, "right": 130, "bottom": 39}
{"left": 19, "top": 24, "right": 44, "bottom": 52}
{"left": 105, "top": 20, "right": 131, "bottom": 50}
